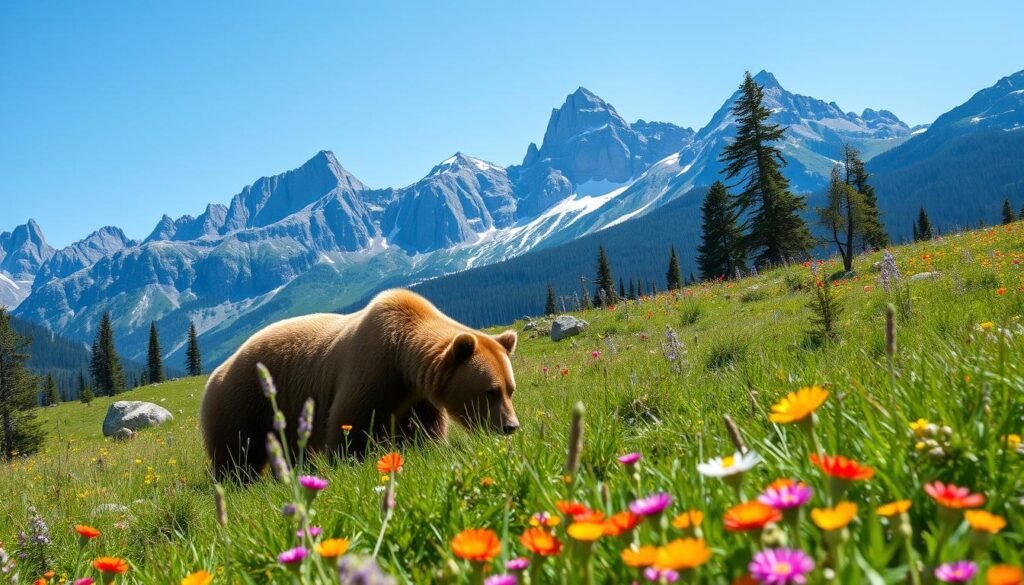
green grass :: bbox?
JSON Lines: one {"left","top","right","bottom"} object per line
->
{"left": 2, "top": 224, "right": 1023, "bottom": 584}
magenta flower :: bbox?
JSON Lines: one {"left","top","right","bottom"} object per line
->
{"left": 296, "top": 525, "right": 322, "bottom": 538}
{"left": 484, "top": 575, "right": 517, "bottom": 585}
{"left": 75, "top": 580, "right": 96, "bottom": 585}
{"left": 617, "top": 452, "right": 642, "bottom": 466}
{"left": 299, "top": 475, "right": 328, "bottom": 491}
{"left": 644, "top": 568, "right": 679, "bottom": 582}
{"left": 629, "top": 492, "right": 673, "bottom": 517}
{"left": 506, "top": 557, "right": 530, "bottom": 571}
{"left": 758, "top": 481, "right": 813, "bottom": 510}
{"left": 278, "top": 546, "right": 309, "bottom": 567}
{"left": 591, "top": 350, "right": 601, "bottom": 359}
{"left": 749, "top": 548, "right": 815, "bottom": 584}
{"left": 934, "top": 561, "right": 978, "bottom": 583}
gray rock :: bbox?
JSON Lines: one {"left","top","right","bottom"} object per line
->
{"left": 102, "top": 401, "right": 173, "bottom": 437}
{"left": 910, "top": 271, "right": 941, "bottom": 281}
{"left": 91, "top": 503, "right": 129, "bottom": 516}
{"left": 551, "top": 316, "right": 588, "bottom": 341}
{"left": 111, "top": 427, "right": 135, "bottom": 441}
{"left": 523, "top": 321, "right": 538, "bottom": 331}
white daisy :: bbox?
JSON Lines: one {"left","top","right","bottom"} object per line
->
{"left": 696, "top": 450, "right": 762, "bottom": 478}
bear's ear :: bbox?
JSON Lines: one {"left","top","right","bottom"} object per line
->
{"left": 493, "top": 330, "right": 517, "bottom": 354}
{"left": 446, "top": 332, "right": 477, "bottom": 363}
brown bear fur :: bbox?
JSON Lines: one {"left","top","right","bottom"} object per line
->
{"left": 200, "top": 288, "right": 519, "bottom": 481}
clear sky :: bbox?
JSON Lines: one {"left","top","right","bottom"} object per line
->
{"left": 2, "top": 0, "right": 1022, "bottom": 247}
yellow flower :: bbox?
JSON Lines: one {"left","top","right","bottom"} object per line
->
{"left": 910, "top": 418, "right": 929, "bottom": 438}
{"left": 875, "top": 500, "right": 911, "bottom": 517}
{"left": 811, "top": 502, "right": 857, "bottom": 531}
{"left": 621, "top": 545, "right": 657, "bottom": 568}
{"left": 768, "top": 385, "right": 828, "bottom": 424}
{"left": 1003, "top": 434, "right": 1021, "bottom": 449}
{"left": 965, "top": 510, "right": 1006, "bottom": 534}
{"left": 181, "top": 570, "right": 213, "bottom": 585}
{"left": 979, "top": 321, "right": 995, "bottom": 331}
{"left": 315, "top": 538, "right": 351, "bottom": 558}
{"left": 653, "top": 538, "right": 712, "bottom": 571}
{"left": 567, "top": 522, "right": 605, "bottom": 542}
{"left": 672, "top": 509, "right": 704, "bottom": 530}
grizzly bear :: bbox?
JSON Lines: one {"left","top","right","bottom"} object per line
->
{"left": 200, "top": 288, "right": 520, "bottom": 481}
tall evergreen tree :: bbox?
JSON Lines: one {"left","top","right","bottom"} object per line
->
{"left": 90, "top": 312, "right": 126, "bottom": 395}
{"left": 77, "top": 371, "right": 89, "bottom": 401}
{"left": 719, "top": 71, "right": 813, "bottom": 266}
{"left": 593, "top": 245, "right": 615, "bottom": 307}
{"left": 186, "top": 322, "right": 203, "bottom": 377}
{"left": 544, "top": 284, "right": 556, "bottom": 316}
{"left": 844, "top": 144, "right": 888, "bottom": 251}
{"left": 817, "top": 166, "right": 865, "bottom": 272}
{"left": 42, "top": 374, "right": 59, "bottom": 406}
{"left": 666, "top": 246, "right": 683, "bottom": 291}
{"left": 0, "top": 308, "right": 45, "bottom": 460}
{"left": 697, "top": 181, "right": 747, "bottom": 279}
{"left": 147, "top": 322, "right": 165, "bottom": 384}
{"left": 916, "top": 208, "right": 934, "bottom": 241}
{"left": 1002, "top": 199, "right": 1016, "bottom": 225}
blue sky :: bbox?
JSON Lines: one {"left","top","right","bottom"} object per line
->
{"left": 2, "top": 0, "right": 1022, "bottom": 247}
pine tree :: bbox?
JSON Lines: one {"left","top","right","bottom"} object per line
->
{"left": 845, "top": 144, "right": 888, "bottom": 251}
{"left": 77, "top": 371, "right": 90, "bottom": 403}
{"left": 719, "top": 72, "right": 813, "bottom": 266}
{"left": 666, "top": 246, "right": 683, "bottom": 291}
{"left": 916, "top": 208, "right": 933, "bottom": 241}
{"left": 545, "top": 284, "right": 556, "bottom": 316}
{"left": 1, "top": 308, "right": 46, "bottom": 460}
{"left": 90, "top": 312, "right": 126, "bottom": 395}
{"left": 1002, "top": 199, "right": 1016, "bottom": 225}
{"left": 697, "top": 181, "right": 747, "bottom": 279}
{"left": 817, "top": 165, "right": 865, "bottom": 272}
{"left": 628, "top": 279, "right": 636, "bottom": 300}
{"left": 593, "top": 245, "right": 615, "bottom": 307}
{"left": 912, "top": 221, "right": 920, "bottom": 242}
{"left": 43, "top": 374, "right": 59, "bottom": 406}
{"left": 147, "top": 321, "right": 165, "bottom": 384}
{"left": 186, "top": 321, "right": 203, "bottom": 377}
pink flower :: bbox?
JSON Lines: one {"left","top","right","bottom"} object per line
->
{"left": 629, "top": 492, "right": 673, "bottom": 517}
{"left": 75, "top": 580, "right": 96, "bottom": 585}
{"left": 484, "top": 575, "right": 517, "bottom": 585}
{"left": 617, "top": 452, "right": 642, "bottom": 466}
{"left": 749, "top": 548, "right": 815, "bottom": 584}
{"left": 934, "top": 561, "right": 977, "bottom": 583}
{"left": 299, "top": 475, "right": 328, "bottom": 491}
{"left": 758, "top": 481, "right": 813, "bottom": 510}
{"left": 296, "top": 525, "right": 322, "bottom": 538}
{"left": 591, "top": 350, "right": 601, "bottom": 359}
{"left": 278, "top": 546, "right": 309, "bottom": 566}
{"left": 644, "top": 568, "right": 679, "bottom": 583}
{"left": 506, "top": 557, "right": 530, "bottom": 571}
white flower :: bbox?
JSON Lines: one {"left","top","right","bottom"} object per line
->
{"left": 696, "top": 450, "right": 762, "bottom": 478}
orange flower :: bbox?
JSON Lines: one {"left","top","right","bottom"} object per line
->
{"left": 376, "top": 452, "right": 404, "bottom": 474}
{"left": 809, "top": 453, "right": 874, "bottom": 481}
{"left": 180, "top": 571, "right": 213, "bottom": 585}
{"left": 811, "top": 502, "right": 857, "bottom": 531}
{"left": 341, "top": 424, "right": 353, "bottom": 432}
{"left": 480, "top": 477, "right": 495, "bottom": 487}
{"left": 653, "top": 538, "right": 712, "bottom": 571}
{"left": 572, "top": 510, "right": 605, "bottom": 523}
{"left": 75, "top": 524, "right": 101, "bottom": 539}
{"left": 621, "top": 545, "right": 657, "bottom": 568}
{"left": 732, "top": 575, "right": 760, "bottom": 585}
{"left": 996, "top": 287, "right": 1007, "bottom": 296}
{"left": 987, "top": 565, "right": 1024, "bottom": 585}
{"left": 769, "top": 385, "right": 829, "bottom": 424}
{"left": 875, "top": 500, "right": 912, "bottom": 517}
{"left": 924, "top": 481, "right": 985, "bottom": 509}
{"left": 520, "top": 527, "right": 562, "bottom": 556}
{"left": 451, "top": 528, "right": 500, "bottom": 563}
{"left": 604, "top": 511, "right": 641, "bottom": 536}
{"left": 672, "top": 509, "right": 704, "bottom": 530}
{"left": 315, "top": 538, "right": 351, "bottom": 558}
{"left": 567, "top": 522, "right": 605, "bottom": 542}
{"left": 723, "top": 501, "right": 781, "bottom": 532}
{"left": 965, "top": 510, "right": 1006, "bottom": 534}
{"left": 93, "top": 557, "right": 130, "bottom": 574}
{"left": 555, "top": 500, "right": 593, "bottom": 517}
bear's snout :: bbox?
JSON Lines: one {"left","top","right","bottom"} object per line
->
{"left": 502, "top": 420, "right": 520, "bottom": 435}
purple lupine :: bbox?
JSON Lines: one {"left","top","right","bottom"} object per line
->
{"left": 256, "top": 362, "right": 277, "bottom": 397}
{"left": 297, "top": 398, "right": 314, "bottom": 447}
{"left": 266, "top": 433, "right": 291, "bottom": 484}
{"left": 879, "top": 251, "right": 901, "bottom": 293}
{"left": 664, "top": 327, "right": 683, "bottom": 362}
{"left": 16, "top": 506, "right": 51, "bottom": 573}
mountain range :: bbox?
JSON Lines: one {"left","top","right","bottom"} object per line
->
{"left": 4, "top": 68, "right": 1023, "bottom": 368}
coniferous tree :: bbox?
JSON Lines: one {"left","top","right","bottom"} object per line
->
{"left": 912, "top": 222, "right": 919, "bottom": 242}
{"left": 845, "top": 145, "right": 888, "bottom": 251}
{"left": 147, "top": 322, "right": 165, "bottom": 384}
{"left": 545, "top": 285, "right": 556, "bottom": 316}
{"left": 817, "top": 165, "right": 865, "bottom": 272}
{"left": 43, "top": 374, "right": 59, "bottom": 406}
{"left": 1002, "top": 199, "right": 1016, "bottom": 225}
{"left": 666, "top": 246, "right": 683, "bottom": 291}
{"left": 77, "top": 371, "right": 89, "bottom": 402}
{"left": 186, "top": 321, "right": 203, "bottom": 377}
{"left": 618, "top": 277, "right": 626, "bottom": 300}
{"left": 90, "top": 312, "right": 126, "bottom": 395}
{"left": 916, "top": 208, "right": 933, "bottom": 241}
{"left": 593, "top": 245, "right": 615, "bottom": 307}
{"left": 1, "top": 308, "right": 45, "bottom": 460}
{"left": 1020, "top": 204, "right": 1024, "bottom": 222}
{"left": 719, "top": 72, "right": 813, "bottom": 266}
{"left": 697, "top": 181, "right": 747, "bottom": 279}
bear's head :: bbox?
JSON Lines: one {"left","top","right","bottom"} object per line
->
{"left": 439, "top": 330, "right": 520, "bottom": 435}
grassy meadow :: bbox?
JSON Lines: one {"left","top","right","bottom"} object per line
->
{"left": 2, "top": 224, "right": 1023, "bottom": 584}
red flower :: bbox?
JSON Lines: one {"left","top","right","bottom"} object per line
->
{"left": 925, "top": 481, "right": 985, "bottom": 509}
{"left": 809, "top": 453, "right": 874, "bottom": 481}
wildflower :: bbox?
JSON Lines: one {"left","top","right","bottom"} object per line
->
{"left": 337, "top": 555, "right": 397, "bottom": 585}
{"left": 768, "top": 386, "right": 828, "bottom": 424}
{"left": 299, "top": 475, "right": 329, "bottom": 498}
{"left": 629, "top": 492, "right": 673, "bottom": 517}
{"left": 297, "top": 398, "right": 315, "bottom": 447}
{"left": 315, "top": 538, "right": 351, "bottom": 559}
{"left": 256, "top": 362, "right": 277, "bottom": 397}
{"left": 565, "top": 402, "right": 585, "bottom": 475}
{"left": 591, "top": 350, "right": 601, "bottom": 359}
{"left": 758, "top": 480, "right": 813, "bottom": 510}
{"left": 986, "top": 565, "right": 1024, "bottom": 585}
{"left": 480, "top": 476, "right": 495, "bottom": 487}
{"left": 996, "top": 288, "right": 1007, "bottom": 296}
{"left": 617, "top": 452, "right": 642, "bottom": 467}
{"left": 376, "top": 452, "right": 404, "bottom": 473}
{"left": 671, "top": 510, "right": 704, "bottom": 531}
{"left": 451, "top": 529, "right": 501, "bottom": 562}
{"left": 567, "top": 522, "right": 604, "bottom": 542}
{"left": 697, "top": 451, "right": 762, "bottom": 479}
{"left": 529, "top": 512, "right": 560, "bottom": 528}
{"left": 520, "top": 528, "right": 562, "bottom": 556}
{"left": 910, "top": 418, "right": 929, "bottom": 438}
{"left": 875, "top": 500, "right": 912, "bottom": 517}
{"left": 265, "top": 433, "right": 290, "bottom": 484}
{"left": 92, "top": 557, "right": 129, "bottom": 583}
{"left": 506, "top": 557, "right": 530, "bottom": 571}
{"left": 622, "top": 545, "right": 658, "bottom": 567}
{"left": 645, "top": 568, "right": 680, "bottom": 582}
{"left": 75, "top": 524, "right": 101, "bottom": 545}
{"left": 1003, "top": 434, "right": 1021, "bottom": 449}
{"left": 341, "top": 424, "right": 353, "bottom": 433}
{"left": 724, "top": 501, "right": 782, "bottom": 532}
{"left": 296, "top": 526, "right": 323, "bottom": 539}
{"left": 810, "top": 502, "right": 857, "bottom": 531}
{"left": 925, "top": 481, "right": 985, "bottom": 509}
{"left": 75, "top": 580, "right": 95, "bottom": 585}
{"left": 965, "top": 510, "right": 1006, "bottom": 534}
{"left": 484, "top": 575, "right": 517, "bottom": 585}
{"left": 935, "top": 561, "right": 978, "bottom": 583}
{"left": 278, "top": 546, "right": 309, "bottom": 569}
{"left": 748, "top": 548, "right": 815, "bottom": 585}
{"left": 653, "top": 538, "right": 712, "bottom": 571}
{"left": 281, "top": 503, "right": 298, "bottom": 518}
{"left": 180, "top": 571, "right": 213, "bottom": 585}
{"left": 555, "top": 501, "right": 593, "bottom": 518}
{"left": 604, "top": 511, "right": 642, "bottom": 536}
{"left": 809, "top": 453, "right": 874, "bottom": 481}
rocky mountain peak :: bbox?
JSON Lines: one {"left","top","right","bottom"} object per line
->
{"left": 0, "top": 219, "right": 54, "bottom": 279}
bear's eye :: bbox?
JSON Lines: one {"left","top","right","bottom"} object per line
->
{"left": 486, "top": 387, "right": 501, "bottom": 398}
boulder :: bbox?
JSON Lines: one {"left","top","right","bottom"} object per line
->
{"left": 102, "top": 401, "right": 173, "bottom": 437}
{"left": 551, "top": 316, "right": 588, "bottom": 341}
{"left": 91, "top": 503, "right": 129, "bottom": 516}
{"left": 523, "top": 321, "right": 538, "bottom": 331}
{"left": 910, "top": 271, "right": 941, "bottom": 281}
{"left": 111, "top": 428, "right": 135, "bottom": 442}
